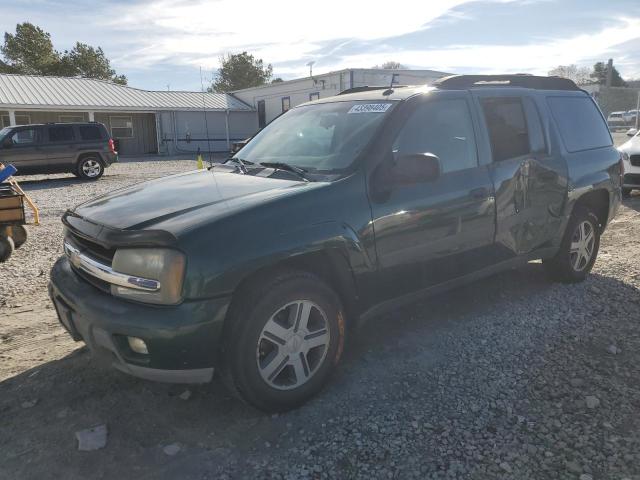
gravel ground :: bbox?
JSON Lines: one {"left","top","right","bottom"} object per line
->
{"left": 1, "top": 150, "right": 639, "bottom": 479}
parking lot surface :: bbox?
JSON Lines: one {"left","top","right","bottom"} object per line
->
{"left": 1, "top": 152, "right": 639, "bottom": 479}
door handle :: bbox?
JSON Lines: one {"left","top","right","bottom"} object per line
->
{"left": 469, "top": 187, "right": 489, "bottom": 199}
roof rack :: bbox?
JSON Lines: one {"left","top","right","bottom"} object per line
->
{"left": 338, "top": 85, "right": 408, "bottom": 95}
{"left": 433, "top": 74, "right": 579, "bottom": 91}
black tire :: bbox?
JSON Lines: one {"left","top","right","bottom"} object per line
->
{"left": 622, "top": 188, "right": 632, "bottom": 198}
{"left": 543, "top": 205, "right": 600, "bottom": 283}
{"left": 0, "top": 236, "right": 15, "bottom": 263}
{"left": 220, "top": 269, "right": 346, "bottom": 412}
{"left": 76, "top": 155, "right": 104, "bottom": 180}
{"left": 11, "top": 225, "right": 27, "bottom": 249}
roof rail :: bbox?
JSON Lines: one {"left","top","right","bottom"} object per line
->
{"left": 338, "top": 85, "right": 408, "bottom": 95}
{"left": 433, "top": 74, "right": 579, "bottom": 91}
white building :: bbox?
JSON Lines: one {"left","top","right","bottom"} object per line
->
{"left": 232, "top": 68, "right": 449, "bottom": 127}
{"left": 0, "top": 74, "right": 257, "bottom": 156}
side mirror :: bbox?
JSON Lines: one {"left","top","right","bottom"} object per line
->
{"left": 390, "top": 152, "right": 441, "bottom": 185}
{"left": 627, "top": 128, "right": 638, "bottom": 137}
{"left": 1, "top": 138, "right": 12, "bottom": 149}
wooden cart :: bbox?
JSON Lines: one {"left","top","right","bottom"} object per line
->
{"left": 0, "top": 164, "right": 39, "bottom": 262}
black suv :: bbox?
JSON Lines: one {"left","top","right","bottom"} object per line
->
{"left": 0, "top": 122, "right": 117, "bottom": 180}
{"left": 49, "top": 75, "right": 622, "bottom": 412}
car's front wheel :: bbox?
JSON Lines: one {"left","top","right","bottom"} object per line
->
{"left": 221, "top": 270, "right": 346, "bottom": 412}
{"left": 544, "top": 205, "right": 600, "bottom": 283}
{"left": 76, "top": 156, "right": 104, "bottom": 180}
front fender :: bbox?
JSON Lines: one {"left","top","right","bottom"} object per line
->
{"left": 182, "top": 220, "right": 373, "bottom": 300}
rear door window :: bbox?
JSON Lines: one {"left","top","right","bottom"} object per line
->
{"left": 48, "top": 125, "right": 75, "bottom": 143}
{"left": 78, "top": 125, "right": 103, "bottom": 141}
{"left": 480, "top": 97, "right": 530, "bottom": 162}
{"left": 547, "top": 96, "right": 612, "bottom": 152}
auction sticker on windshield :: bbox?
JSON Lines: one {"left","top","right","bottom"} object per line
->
{"left": 348, "top": 103, "right": 392, "bottom": 114}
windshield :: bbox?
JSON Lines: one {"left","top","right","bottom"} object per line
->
{"left": 235, "top": 100, "right": 396, "bottom": 172}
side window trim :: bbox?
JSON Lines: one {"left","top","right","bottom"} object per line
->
{"left": 522, "top": 96, "right": 548, "bottom": 156}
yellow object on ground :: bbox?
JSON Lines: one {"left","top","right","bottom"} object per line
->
{"left": 196, "top": 154, "right": 204, "bottom": 170}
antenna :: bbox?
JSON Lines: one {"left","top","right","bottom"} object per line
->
{"left": 389, "top": 73, "right": 399, "bottom": 89}
{"left": 199, "top": 66, "right": 213, "bottom": 166}
{"left": 306, "top": 61, "right": 315, "bottom": 78}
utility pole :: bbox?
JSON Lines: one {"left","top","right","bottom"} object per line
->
{"left": 606, "top": 58, "right": 613, "bottom": 88}
{"left": 636, "top": 89, "right": 639, "bottom": 130}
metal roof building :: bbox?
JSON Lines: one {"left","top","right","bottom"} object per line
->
{"left": 233, "top": 68, "right": 449, "bottom": 127}
{"left": 0, "top": 74, "right": 257, "bottom": 155}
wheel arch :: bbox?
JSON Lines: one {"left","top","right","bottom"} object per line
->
{"left": 76, "top": 151, "right": 106, "bottom": 165}
{"left": 570, "top": 188, "right": 610, "bottom": 232}
{"left": 227, "top": 247, "right": 361, "bottom": 329}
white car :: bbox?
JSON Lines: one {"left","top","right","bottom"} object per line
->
{"left": 608, "top": 111, "right": 627, "bottom": 126}
{"left": 623, "top": 109, "right": 638, "bottom": 124}
{"left": 619, "top": 128, "right": 640, "bottom": 196}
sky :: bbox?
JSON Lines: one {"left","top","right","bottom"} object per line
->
{"left": 1, "top": 0, "right": 639, "bottom": 91}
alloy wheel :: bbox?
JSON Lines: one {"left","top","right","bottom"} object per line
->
{"left": 82, "top": 159, "right": 102, "bottom": 178}
{"left": 256, "top": 300, "right": 330, "bottom": 390}
{"left": 570, "top": 220, "right": 595, "bottom": 272}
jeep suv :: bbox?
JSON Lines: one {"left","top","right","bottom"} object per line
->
{"left": 0, "top": 122, "right": 117, "bottom": 180}
{"left": 49, "top": 75, "right": 622, "bottom": 412}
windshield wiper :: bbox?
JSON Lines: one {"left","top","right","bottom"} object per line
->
{"left": 259, "top": 162, "right": 310, "bottom": 182}
{"left": 225, "top": 157, "right": 252, "bottom": 174}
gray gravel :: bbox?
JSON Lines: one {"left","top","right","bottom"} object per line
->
{"left": 0, "top": 157, "right": 198, "bottom": 308}
{"left": 1, "top": 157, "right": 639, "bottom": 479}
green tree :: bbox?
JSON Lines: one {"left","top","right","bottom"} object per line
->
{"left": 210, "top": 52, "right": 272, "bottom": 92}
{"left": 0, "top": 23, "right": 59, "bottom": 74}
{"left": 60, "top": 43, "right": 127, "bottom": 85}
{"left": 0, "top": 22, "right": 126, "bottom": 84}
{"left": 590, "top": 61, "right": 627, "bottom": 87}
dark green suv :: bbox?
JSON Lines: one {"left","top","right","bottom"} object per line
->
{"left": 0, "top": 122, "right": 117, "bottom": 180}
{"left": 49, "top": 75, "right": 622, "bottom": 412}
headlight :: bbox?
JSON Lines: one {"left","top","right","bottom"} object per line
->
{"left": 111, "top": 248, "right": 186, "bottom": 305}
{"left": 621, "top": 151, "right": 630, "bottom": 163}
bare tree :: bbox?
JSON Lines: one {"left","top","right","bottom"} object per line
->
{"left": 548, "top": 65, "right": 592, "bottom": 85}
{"left": 372, "top": 61, "right": 405, "bottom": 70}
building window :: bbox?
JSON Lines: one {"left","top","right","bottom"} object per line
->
{"left": 59, "top": 114, "right": 86, "bottom": 123}
{"left": 281, "top": 97, "right": 291, "bottom": 113}
{"left": 309, "top": 92, "right": 320, "bottom": 101}
{"left": 1, "top": 114, "right": 31, "bottom": 127}
{"left": 110, "top": 116, "right": 134, "bottom": 138}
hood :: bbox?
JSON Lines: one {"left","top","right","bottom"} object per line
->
{"left": 73, "top": 169, "right": 316, "bottom": 231}
{"left": 620, "top": 134, "right": 640, "bottom": 153}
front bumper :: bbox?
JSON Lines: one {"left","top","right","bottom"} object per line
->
{"left": 49, "top": 256, "right": 231, "bottom": 383}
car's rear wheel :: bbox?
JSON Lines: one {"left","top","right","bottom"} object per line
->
{"left": 76, "top": 156, "right": 104, "bottom": 180}
{"left": 221, "top": 270, "right": 346, "bottom": 412}
{"left": 0, "top": 235, "right": 15, "bottom": 263}
{"left": 544, "top": 205, "right": 600, "bottom": 283}
{"left": 622, "top": 187, "right": 632, "bottom": 198}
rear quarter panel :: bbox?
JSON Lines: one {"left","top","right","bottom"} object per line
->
{"left": 545, "top": 93, "right": 622, "bottom": 235}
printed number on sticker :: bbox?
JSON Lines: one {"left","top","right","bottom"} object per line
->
{"left": 348, "top": 103, "right": 392, "bottom": 114}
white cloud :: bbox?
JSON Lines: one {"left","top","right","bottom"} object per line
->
{"left": 108, "top": 0, "right": 477, "bottom": 68}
